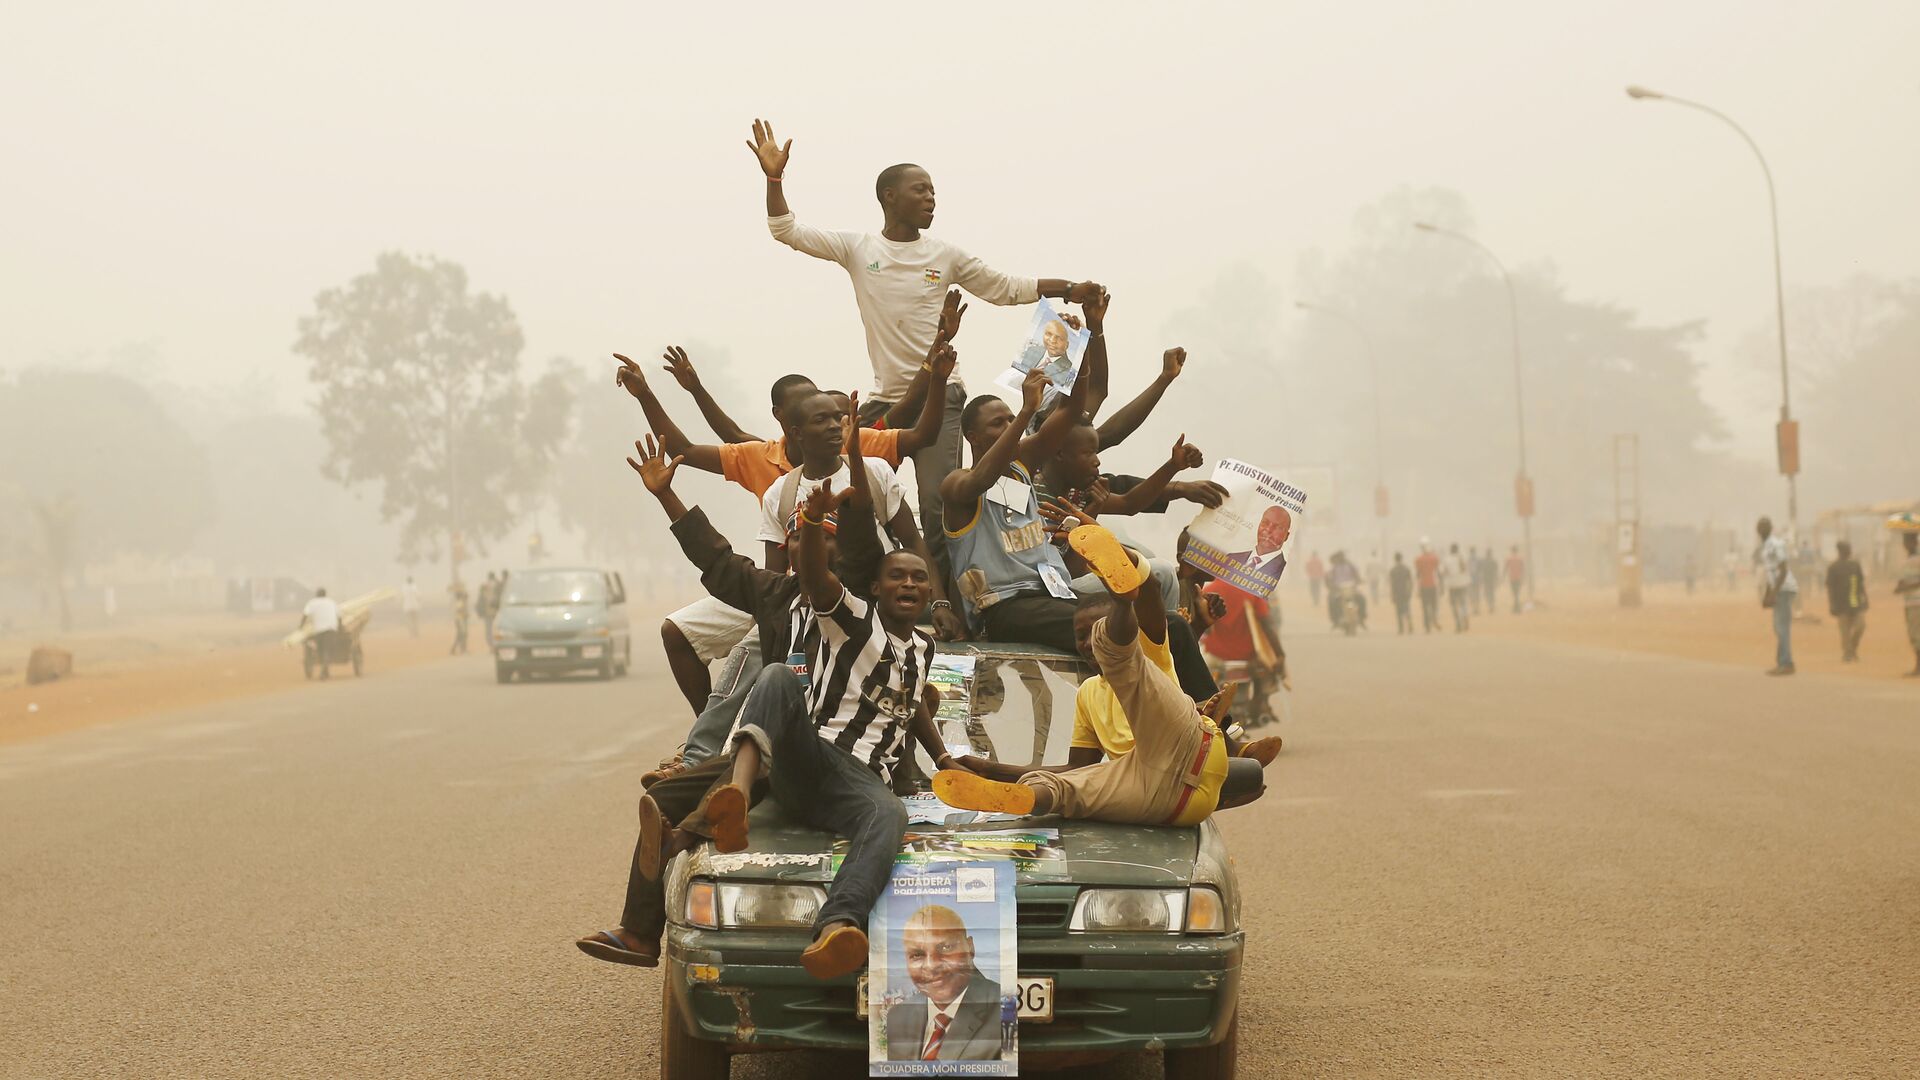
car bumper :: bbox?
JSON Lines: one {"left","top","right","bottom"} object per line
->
{"left": 493, "top": 642, "right": 609, "bottom": 669}
{"left": 662, "top": 924, "right": 1242, "bottom": 1055}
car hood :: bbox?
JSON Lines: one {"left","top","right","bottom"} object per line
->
{"left": 689, "top": 802, "right": 1201, "bottom": 888}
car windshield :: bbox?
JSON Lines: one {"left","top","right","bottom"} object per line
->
{"left": 500, "top": 571, "right": 606, "bottom": 606}
{"left": 909, "top": 648, "right": 1084, "bottom": 788}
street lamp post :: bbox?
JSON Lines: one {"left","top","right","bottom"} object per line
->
{"left": 1625, "top": 84, "right": 1797, "bottom": 537}
{"left": 1413, "top": 222, "right": 1536, "bottom": 603}
{"left": 1295, "top": 301, "right": 1390, "bottom": 564}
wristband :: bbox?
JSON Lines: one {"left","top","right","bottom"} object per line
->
{"left": 766, "top": 175, "right": 782, "bottom": 182}
{"left": 799, "top": 510, "right": 824, "bottom": 526}
{"left": 931, "top": 600, "right": 952, "bottom": 610}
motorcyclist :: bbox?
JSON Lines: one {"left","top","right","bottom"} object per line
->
{"left": 1326, "top": 551, "right": 1367, "bottom": 630}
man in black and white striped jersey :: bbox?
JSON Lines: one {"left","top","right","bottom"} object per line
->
{"left": 703, "top": 477, "right": 940, "bottom": 980}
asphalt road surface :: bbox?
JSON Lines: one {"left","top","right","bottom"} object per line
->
{"left": 4, "top": 626, "right": 1918, "bottom": 1078}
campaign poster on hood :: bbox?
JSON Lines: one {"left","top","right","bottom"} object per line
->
{"left": 867, "top": 857, "right": 1019, "bottom": 1075}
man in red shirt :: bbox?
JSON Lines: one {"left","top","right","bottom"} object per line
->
{"left": 1414, "top": 543, "right": 1442, "bottom": 633}
{"left": 1504, "top": 545, "right": 1526, "bottom": 614}
{"left": 1304, "top": 551, "right": 1326, "bottom": 608}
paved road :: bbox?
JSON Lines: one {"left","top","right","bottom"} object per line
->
{"left": 3, "top": 627, "right": 1917, "bottom": 1077}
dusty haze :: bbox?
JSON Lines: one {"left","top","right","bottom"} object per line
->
{"left": 3, "top": 0, "right": 1917, "bottom": 598}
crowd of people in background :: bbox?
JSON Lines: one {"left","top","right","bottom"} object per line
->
{"left": 1760, "top": 516, "right": 1920, "bottom": 678}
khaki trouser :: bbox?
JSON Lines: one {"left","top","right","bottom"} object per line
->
{"left": 1835, "top": 612, "right": 1866, "bottom": 659}
{"left": 1906, "top": 606, "right": 1920, "bottom": 653}
{"left": 1021, "top": 617, "right": 1213, "bottom": 824}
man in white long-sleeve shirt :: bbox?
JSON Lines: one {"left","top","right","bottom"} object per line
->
{"left": 750, "top": 118, "right": 1100, "bottom": 579}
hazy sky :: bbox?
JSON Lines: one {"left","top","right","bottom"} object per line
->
{"left": 6, "top": 0, "right": 1917, "bottom": 469}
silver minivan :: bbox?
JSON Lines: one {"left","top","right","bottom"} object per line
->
{"left": 490, "top": 567, "right": 631, "bottom": 682}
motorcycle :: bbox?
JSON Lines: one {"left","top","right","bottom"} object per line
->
{"left": 1332, "top": 582, "right": 1363, "bottom": 637}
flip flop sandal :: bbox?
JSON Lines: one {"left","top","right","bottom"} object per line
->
{"left": 637, "top": 793, "right": 672, "bottom": 881}
{"left": 700, "top": 784, "right": 749, "bottom": 854}
{"left": 1236, "top": 736, "right": 1283, "bottom": 766}
{"left": 575, "top": 930, "right": 660, "bottom": 967}
{"left": 934, "top": 770, "right": 1037, "bottom": 816}
{"left": 800, "top": 923, "right": 869, "bottom": 980}
{"left": 1067, "top": 524, "right": 1145, "bottom": 596}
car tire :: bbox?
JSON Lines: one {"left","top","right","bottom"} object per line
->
{"left": 596, "top": 656, "right": 614, "bottom": 680}
{"left": 1163, "top": 1009, "right": 1237, "bottom": 1080}
{"left": 660, "top": 976, "right": 730, "bottom": 1079}
{"left": 495, "top": 664, "right": 514, "bottom": 684}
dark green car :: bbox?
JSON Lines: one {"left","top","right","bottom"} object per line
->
{"left": 655, "top": 643, "right": 1244, "bottom": 1078}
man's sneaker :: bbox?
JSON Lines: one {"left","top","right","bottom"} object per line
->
{"left": 1766, "top": 665, "right": 1796, "bottom": 676}
{"left": 641, "top": 750, "right": 687, "bottom": 789}
{"left": 800, "top": 923, "right": 869, "bottom": 980}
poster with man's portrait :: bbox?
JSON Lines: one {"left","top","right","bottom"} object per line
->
{"left": 1181, "top": 459, "right": 1309, "bottom": 597}
{"left": 867, "top": 857, "right": 1018, "bottom": 1075}
{"left": 996, "top": 302, "right": 1090, "bottom": 398}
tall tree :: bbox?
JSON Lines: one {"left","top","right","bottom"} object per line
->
{"left": 295, "top": 253, "right": 571, "bottom": 574}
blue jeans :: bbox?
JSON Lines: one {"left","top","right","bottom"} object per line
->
{"left": 730, "top": 663, "right": 908, "bottom": 932}
{"left": 1773, "top": 589, "right": 1796, "bottom": 669}
{"left": 681, "top": 642, "right": 755, "bottom": 767}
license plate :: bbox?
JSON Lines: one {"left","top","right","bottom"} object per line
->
{"left": 530, "top": 646, "right": 568, "bottom": 658}
{"left": 855, "top": 975, "right": 1053, "bottom": 1022}
{"left": 581, "top": 645, "right": 604, "bottom": 658}
{"left": 496, "top": 648, "right": 517, "bottom": 661}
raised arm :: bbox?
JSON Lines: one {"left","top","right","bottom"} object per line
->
{"left": 625, "top": 434, "right": 689, "bottom": 523}
{"left": 748, "top": 118, "right": 791, "bottom": 218}
{"left": 1097, "top": 347, "right": 1185, "bottom": 451}
{"left": 794, "top": 481, "right": 853, "bottom": 610}
{"left": 1015, "top": 351, "right": 1092, "bottom": 471}
{"left": 939, "top": 369, "right": 1046, "bottom": 527}
{"left": 894, "top": 339, "right": 956, "bottom": 457}
{"left": 1078, "top": 288, "right": 1112, "bottom": 419}
{"left": 884, "top": 289, "right": 967, "bottom": 431}
{"left": 1100, "top": 436, "right": 1201, "bottom": 516}
{"left": 613, "top": 354, "right": 724, "bottom": 475}
{"left": 661, "top": 346, "right": 759, "bottom": 444}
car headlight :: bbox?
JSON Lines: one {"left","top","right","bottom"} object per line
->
{"left": 1069, "top": 887, "right": 1229, "bottom": 934}
{"left": 683, "top": 880, "right": 826, "bottom": 929}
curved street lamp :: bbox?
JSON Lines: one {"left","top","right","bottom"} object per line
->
{"left": 1412, "top": 222, "right": 1535, "bottom": 603}
{"left": 1295, "top": 301, "right": 1390, "bottom": 562}
{"left": 1625, "top": 84, "right": 1797, "bottom": 535}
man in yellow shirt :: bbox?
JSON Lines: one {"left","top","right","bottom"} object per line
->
{"left": 935, "top": 525, "right": 1276, "bottom": 826}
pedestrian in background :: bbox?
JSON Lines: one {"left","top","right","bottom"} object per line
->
{"left": 1389, "top": 552, "right": 1414, "bottom": 635}
{"left": 1825, "top": 541, "right": 1868, "bottom": 663}
{"left": 1477, "top": 546, "right": 1498, "bottom": 613}
{"left": 1756, "top": 517, "right": 1796, "bottom": 676}
{"left": 478, "top": 571, "right": 501, "bottom": 648}
{"left": 1466, "top": 547, "right": 1484, "bottom": 615}
{"left": 1305, "top": 551, "right": 1326, "bottom": 608}
{"left": 1896, "top": 530, "right": 1920, "bottom": 678}
{"left": 1415, "top": 543, "right": 1442, "bottom": 633}
{"left": 1446, "top": 543, "right": 1472, "bottom": 633}
{"left": 449, "top": 580, "right": 470, "bottom": 655}
{"left": 1505, "top": 545, "right": 1525, "bottom": 613}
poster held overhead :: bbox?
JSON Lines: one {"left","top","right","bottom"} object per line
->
{"left": 995, "top": 302, "right": 1089, "bottom": 399}
{"left": 1181, "top": 458, "right": 1309, "bottom": 598}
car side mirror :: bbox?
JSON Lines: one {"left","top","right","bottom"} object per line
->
{"left": 610, "top": 573, "right": 627, "bottom": 605}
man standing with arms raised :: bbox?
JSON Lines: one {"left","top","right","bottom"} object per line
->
{"left": 750, "top": 118, "right": 1102, "bottom": 578}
